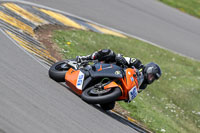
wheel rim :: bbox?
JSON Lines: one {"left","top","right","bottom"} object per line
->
{"left": 55, "top": 63, "right": 69, "bottom": 71}
{"left": 88, "top": 87, "right": 111, "bottom": 96}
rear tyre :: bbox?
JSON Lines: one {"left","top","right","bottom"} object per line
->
{"left": 100, "top": 101, "right": 115, "bottom": 110}
{"left": 49, "top": 60, "right": 71, "bottom": 82}
{"left": 81, "top": 87, "right": 121, "bottom": 104}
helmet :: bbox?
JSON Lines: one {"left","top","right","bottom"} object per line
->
{"left": 143, "top": 62, "right": 162, "bottom": 84}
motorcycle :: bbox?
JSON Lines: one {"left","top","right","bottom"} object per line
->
{"left": 49, "top": 59, "right": 139, "bottom": 110}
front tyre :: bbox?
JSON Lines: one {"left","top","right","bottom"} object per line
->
{"left": 49, "top": 60, "right": 71, "bottom": 82}
{"left": 81, "top": 87, "right": 121, "bottom": 104}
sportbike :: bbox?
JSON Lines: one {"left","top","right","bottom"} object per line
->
{"left": 49, "top": 59, "right": 139, "bottom": 110}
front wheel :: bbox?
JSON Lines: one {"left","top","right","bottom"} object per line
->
{"left": 81, "top": 87, "right": 121, "bottom": 104}
{"left": 49, "top": 60, "right": 71, "bottom": 82}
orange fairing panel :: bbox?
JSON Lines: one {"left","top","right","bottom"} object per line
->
{"left": 104, "top": 81, "right": 118, "bottom": 89}
{"left": 117, "top": 68, "right": 139, "bottom": 101}
{"left": 125, "top": 68, "right": 139, "bottom": 91}
{"left": 65, "top": 68, "right": 84, "bottom": 95}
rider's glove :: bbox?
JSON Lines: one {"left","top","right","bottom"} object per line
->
{"left": 130, "top": 58, "right": 144, "bottom": 69}
{"left": 115, "top": 54, "right": 127, "bottom": 66}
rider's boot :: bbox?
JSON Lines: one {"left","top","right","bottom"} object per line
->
{"left": 76, "top": 55, "right": 91, "bottom": 62}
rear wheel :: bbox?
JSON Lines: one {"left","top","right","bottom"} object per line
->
{"left": 81, "top": 86, "right": 121, "bottom": 104}
{"left": 49, "top": 60, "right": 71, "bottom": 82}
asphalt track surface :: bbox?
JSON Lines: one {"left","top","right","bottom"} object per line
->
{"left": 24, "top": 0, "right": 200, "bottom": 60}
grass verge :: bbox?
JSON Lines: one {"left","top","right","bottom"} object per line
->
{"left": 159, "top": 0, "right": 200, "bottom": 18}
{"left": 52, "top": 29, "right": 200, "bottom": 133}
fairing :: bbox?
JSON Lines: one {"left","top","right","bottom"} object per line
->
{"left": 89, "top": 63, "right": 123, "bottom": 78}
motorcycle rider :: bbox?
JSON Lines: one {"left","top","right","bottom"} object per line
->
{"left": 76, "top": 49, "right": 162, "bottom": 92}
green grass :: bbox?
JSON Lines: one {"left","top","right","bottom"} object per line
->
{"left": 52, "top": 29, "right": 200, "bottom": 133}
{"left": 159, "top": 0, "right": 200, "bottom": 18}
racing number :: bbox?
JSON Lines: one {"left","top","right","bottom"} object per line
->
{"left": 128, "top": 86, "right": 138, "bottom": 101}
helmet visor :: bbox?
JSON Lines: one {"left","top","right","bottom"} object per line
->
{"left": 147, "top": 73, "right": 156, "bottom": 84}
